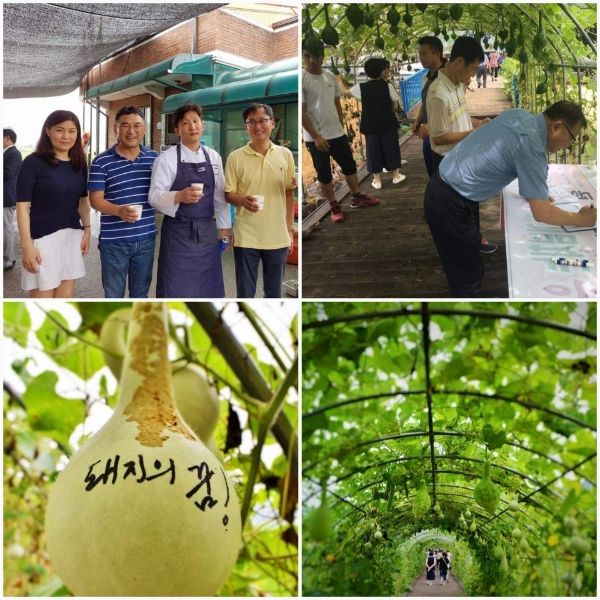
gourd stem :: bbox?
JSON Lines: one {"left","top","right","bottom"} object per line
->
{"left": 115, "top": 302, "right": 174, "bottom": 416}
{"left": 240, "top": 354, "right": 298, "bottom": 528}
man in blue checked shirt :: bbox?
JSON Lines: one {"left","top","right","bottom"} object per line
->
{"left": 425, "top": 100, "right": 596, "bottom": 297}
{"left": 89, "top": 106, "right": 159, "bottom": 297}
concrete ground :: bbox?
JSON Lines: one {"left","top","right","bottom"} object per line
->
{"left": 3, "top": 211, "right": 298, "bottom": 299}
{"left": 405, "top": 570, "right": 464, "bottom": 597}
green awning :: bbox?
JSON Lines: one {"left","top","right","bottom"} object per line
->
{"left": 85, "top": 54, "right": 214, "bottom": 100}
{"left": 215, "top": 57, "right": 298, "bottom": 85}
{"left": 161, "top": 70, "right": 297, "bottom": 114}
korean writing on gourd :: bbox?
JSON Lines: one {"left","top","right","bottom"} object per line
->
{"left": 83, "top": 456, "right": 231, "bottom": 529}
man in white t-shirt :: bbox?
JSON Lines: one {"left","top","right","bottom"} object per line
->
{"left": 302, "top": 38, "right": 379, "bottom": 223}
{"left": 427, "top": 36, "right": 495, "bottom": 254}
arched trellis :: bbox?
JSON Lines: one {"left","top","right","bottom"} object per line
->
{"left": 303, "top": 302, "right": 596, "bottom": 597}
{"left": 304, "top": 4, "right": 596, "bottom": 68}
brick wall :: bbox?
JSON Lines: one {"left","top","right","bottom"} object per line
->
{"left": 87, "top": 21, "right": 194, "bottom": 89}
{"left": 85, "top": 9, "right": 297, "bottom": 90}
{"left": 273, "top": 27, "right": 298, "bottom": 59}
{"left": 196, "top": 11, "right": 297, "bottom": 62}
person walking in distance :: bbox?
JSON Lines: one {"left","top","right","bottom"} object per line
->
{"left": 425, "top": 550, "right": 436, "bottom": 586}
{"left": 302, "top": 37, "right": 380, "bottom": 223}
{"left": 438, "top": 551, "right": 450, "bottom": 585}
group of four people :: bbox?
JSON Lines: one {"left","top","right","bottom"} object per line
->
{"left": 7, "top": 102, "right": 295, "bottom": 298}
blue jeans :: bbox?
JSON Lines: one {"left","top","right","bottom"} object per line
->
{"left": 99, "top": 235, "right": 156, "bottom": 298}
{"left": 234, "top": 246, "right": 288, "bottom": 298}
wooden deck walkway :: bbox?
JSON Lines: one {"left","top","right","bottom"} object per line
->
{"left": 302, "top": 76, "right": 514, "bottom": 299}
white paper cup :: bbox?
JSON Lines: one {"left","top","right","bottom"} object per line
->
{"left": 253, "top": 195, "right": 265, "bottom": 210}
{"left": 129, "top": 204, "right": 143, "bottom": 221}
{"left": 191, "top": 183, "right": 204, "bottom": 193}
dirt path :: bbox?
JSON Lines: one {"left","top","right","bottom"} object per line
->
{"left": 405, "top": 570, "right": 465, "bottom": 597}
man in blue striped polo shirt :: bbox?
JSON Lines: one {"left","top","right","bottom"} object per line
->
{"left": 89, "top": 106, "right": 159, "bottom": 297}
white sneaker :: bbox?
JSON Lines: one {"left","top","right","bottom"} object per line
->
{"left": 371, "top": 180, "right": 382, "bottom": 190}
{"left": 392, "top": 173, "right": 407, "bottom": 184}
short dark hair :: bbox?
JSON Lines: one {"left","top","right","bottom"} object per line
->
{"left": 3, "top": 128, "right": 17, "bottom": 143}
{"left": 173, "top": 103, "right": 203, "bottom": 127}
{"left": 303, "top": 37, "right": 325, "bottom": 58}
{"left": 450, "top": 36, "right": 484, "bottom": 65}
{"left": 364, "top": 57, "right": 390, "bottom": 79}
{"left": 418, "top": 36, "right": 443, "bottom": 57}
{"left": 35, "top": 110, "right": 85, "bottom": 170}
{"left": 544, "top": 101, "right": 587, "bottom": 129}
{"left": 242, "top": 103, "right": 274, "bottom": 122}
{"left": 115, "top": 106, "right": 144, "bottom": 121}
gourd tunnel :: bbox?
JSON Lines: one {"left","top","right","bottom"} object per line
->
{"left": 303, "top": 3, "right": 596, "bottom": 167}
{"left": 302, "top": 302, "right": 596, "bottom": 596}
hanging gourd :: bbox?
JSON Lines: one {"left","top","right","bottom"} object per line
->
{"left": 449, "top": 4, "right": 463, "bottom": 21}
{"left": 345, "top": 4, "right": 364, "bottom": 30}
{"left": 518, "top": 49, "right": 528, "bottom": 64}
{"left": 363, "top": 5, "right": 375, "bottom": 27}
{"left": 308, "top": 486, "right": 333, "bottom": 542}
{"left": 320, "top": 5, "right": 339, "bottom": 47}
{"left": 508, "top": 499, "right": 519, "bottom": 512}
{"left": 375, "top": 22, "right": 385, "bottom": 51}
{"left": 532, "top": 10, "right": 548, "bottom": 54}
{"left": 303, "top": 7, "right": 323, "bottom": 56}
{"left": 536, "top": 71, "right": 548, "bottom": 94}
{"left": 402, "top": 5, "right": 413, "bottom": 28}
{"left": 45, "top": 303, "right": 241, "bottom": 596}
{"left": 387, "top": 5, "right": 400, "bottom": 27}
{"left": 416, "top": 4, "right": 428, "bottom": 14}
{"left": 474, "top": 460, "right": 500, "bottom": 514}
{"left": 412, "top": 479, "right": 431, "bottom": 519}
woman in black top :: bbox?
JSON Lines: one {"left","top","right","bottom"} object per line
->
{"left": 16, "top": 110, "right": 91, "bottom": 297}
{"left": 351, "top": 58, "right": 405, "bottom": 190}
{"left": 425, "top": 550, "right": 436, "bottom": 585}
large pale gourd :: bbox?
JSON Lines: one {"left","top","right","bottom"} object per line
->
{"left": 100, "top": 308, "right": 221, "bottom": 444}
{"left": 46, "top": 303, "right": 241, "bottom": 596}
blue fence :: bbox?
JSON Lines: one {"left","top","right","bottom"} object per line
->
{"left": 399, "top": 68, "right": 428, "bottom": 112}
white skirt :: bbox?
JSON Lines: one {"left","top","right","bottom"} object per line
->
{"left": 21, "top": 227, "right": 86, "bottom": 292}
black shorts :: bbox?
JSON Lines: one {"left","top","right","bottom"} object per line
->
{"left": 305, "top": 135, "right": 357, "bottom": 184}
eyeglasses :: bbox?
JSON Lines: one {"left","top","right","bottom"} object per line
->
{"left": 560, "top": 121, "right": 577, "bottom": 143}
{"left": 245, "top": 118, "right": 272, "bottom": 127}
{"left": 118, "top": 123, "right": 144, "bottom": 131}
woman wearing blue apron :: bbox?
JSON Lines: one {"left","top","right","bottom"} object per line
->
{"left": 149, "top": 103, "right": 231, "bottom": 297}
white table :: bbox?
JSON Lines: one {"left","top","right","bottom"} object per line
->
{"left": 503, "top": 164, "right": 596, "bottom": 298}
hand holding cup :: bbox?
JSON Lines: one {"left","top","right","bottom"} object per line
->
{"left": 178, "top": 184, "right": 204, "bottom": 204}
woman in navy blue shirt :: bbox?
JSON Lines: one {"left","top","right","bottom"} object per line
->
{"left": 16, "top": 110, "right": 91, "bottom": 297}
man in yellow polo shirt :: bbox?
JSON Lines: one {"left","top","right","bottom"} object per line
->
{"left": 224, "top": 103, "right": 295, "bottom": 298}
